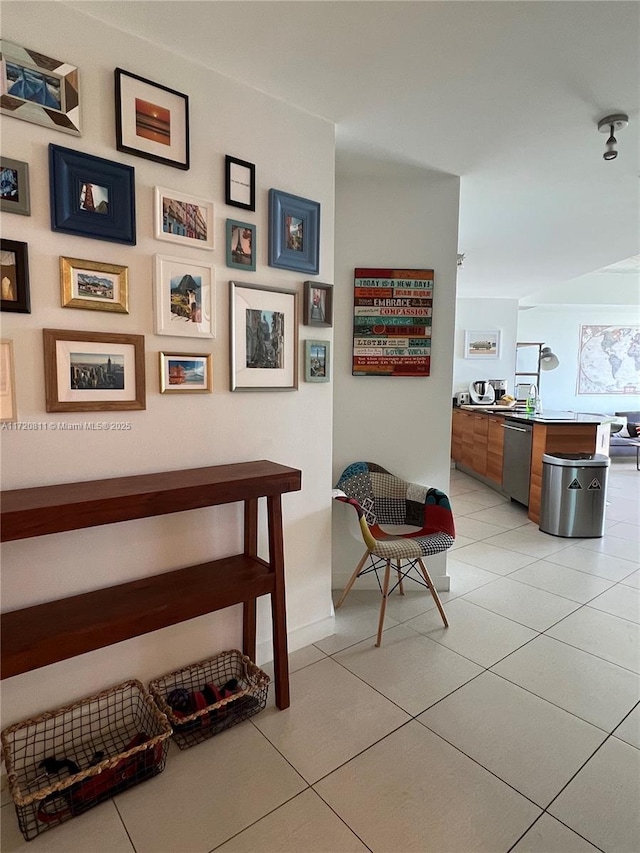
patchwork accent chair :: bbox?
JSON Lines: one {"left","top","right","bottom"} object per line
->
{"left": 333, "top": 461, "right": 455, "bottom": 646}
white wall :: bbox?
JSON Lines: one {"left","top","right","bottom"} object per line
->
{"left": 333, "top": 163, "right": 460, "bottom": 589}
{"left": 0, "top": 2, "right": 335, "bottom": 724}
{"left": 517, "top": 306, "right": 640, "bottom": 414}
{"left": 453, "top": 298, "right": 519, "bottom": 397}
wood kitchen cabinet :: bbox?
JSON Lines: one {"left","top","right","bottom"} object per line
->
{"left": 487, "top": 415, "right": 505, "bottom": 484}
{"left": 451, "top": 409, "right": 504, "bottom": 484}
{"left": 471, "top": 413, "right": 489, "bottom": 476}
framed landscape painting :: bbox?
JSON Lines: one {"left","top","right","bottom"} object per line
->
{"left": 230, "top": 280, "right": 298, "bottom": 390}
{"left": 115, "top": 68, "right": 189, "bottom": 170}
{"left": 60, "top": 256, "right": 128, "bottom": 313}
{"left": 154, "top": 254, "right": 215, "bottom": 339}
{"left": 464, "top": 330, "right": 501, "bottom": 359}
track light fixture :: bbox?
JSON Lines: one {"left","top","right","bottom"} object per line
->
{"left": 597, "top": 113, "right": 629, "bottom": 161}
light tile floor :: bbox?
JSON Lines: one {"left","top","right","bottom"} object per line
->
{"left": 2, "top": 463, "right": 639, "bottom": 853}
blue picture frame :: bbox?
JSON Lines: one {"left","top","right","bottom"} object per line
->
{"left": 49, "top": 144, "right": 136, "bottom": 245}
{"left": 268, "top": 189, "right": 319, "bottom": 275}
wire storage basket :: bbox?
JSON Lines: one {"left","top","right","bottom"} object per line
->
{"left": 148, "top": 649, "right": 270, "bottom": 749}
{"left": 1, "top": 679, "right": 172, "bottom": 842}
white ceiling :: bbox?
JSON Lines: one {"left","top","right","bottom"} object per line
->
{"left": 72, "top": 0, "right": 640, "bottom": 300}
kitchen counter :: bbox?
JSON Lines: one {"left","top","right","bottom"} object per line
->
{"left": 460, "top": 406, "right": 607, "bottom": 424}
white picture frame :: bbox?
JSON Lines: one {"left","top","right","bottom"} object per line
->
{"left": 153, "top": 254, "right": 215, "bottom": 339}
{"left": 464, "top": 330, "right": 501, "bottom": 359}
{"left": 154, "top": 186, "right": 214, "bottom": 250}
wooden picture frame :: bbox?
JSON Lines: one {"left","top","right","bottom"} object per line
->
{"left": 230, "top": 280, "right": 298, "bottom": 391}
{"left": 225, "top": 155, "right": 255, "bottom": 211}
{"left": 154, "top": 186, "right": 214, "bottom": 251}
{"left": 226, "top": 219, "right": 256, "bottom": 271}
{"left": 268, "top": 189, "right": 320, "bottom": 274}
{"left": 0, "top": 339, "right": 17, "bottom": 423}
{"left": 1, "top": 40, "right": 81, "bottom": 135}
{"left": 60, "top": 256, "right": 129, "bottom": 313}
{"left": 1, "top": 157, "right": 30, "bottom": 216}
{"left": 1, "top": 239, "right": 30, "bottom": 314}
{"left": 305, "top": 340, "right": 330, "bottom": 383}
{"left": 115, "top": 68, "right": 189, "bottom": 170}
{"left": 154, "top": 254, "right": 215, "bottom": 339}
{"left": 303, "top": 281, "right": 332, "bottom": 327}
{"left": 464, "top": 330, "right": 501, "bottom": 359}
{"left": 49, "top": 144, "right": 136, "bottom": 245}
{"left": 159, "top": 351, "right": 212, "bottom": 394}
{"left": 43, "top": 329, "right": 145, "bottom": 412}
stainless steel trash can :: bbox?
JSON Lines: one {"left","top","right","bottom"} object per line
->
{"left": 539, "top": 453, "right": 609, "bottom": 538}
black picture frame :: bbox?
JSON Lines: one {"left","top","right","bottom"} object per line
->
{"left": 49, "top": 144, "right": 136, "bottom": 245}
{"left": 269, "top": 189, "right": 320, "bottom": 275}
{"left": 225, "top": 155, "right": 256, "bottom": 211}
{"left": 1, "top": 239, "right": 30, "bottom": 313}
{"left": 115, "top": 68, "right": 190, "bottom": 170}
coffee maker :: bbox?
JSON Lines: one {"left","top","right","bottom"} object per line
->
{"left": 488, "top": 379, "right": 508, "bottom": 400}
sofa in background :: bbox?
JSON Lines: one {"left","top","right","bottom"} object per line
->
{"left": 609, "top": 411, "right": 640, "bottom": 458}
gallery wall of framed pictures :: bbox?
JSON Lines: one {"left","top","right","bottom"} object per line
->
{"left": 0, "top": 30, "right": 332, "bottom": 418}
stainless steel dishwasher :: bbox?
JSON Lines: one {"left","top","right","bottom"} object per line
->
{"left": 502, "top": 420, "right": 533, "bottom": 506}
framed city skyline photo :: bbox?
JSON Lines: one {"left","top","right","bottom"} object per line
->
{"left": 43, "top": 328, "right": 145, "bottom": 412}
{"left": 154, "top": 186, "right": 214, "bottom": 250}
{"left": 269, "top": 189, "right": 320, "bottom": 274}
{"left": 1, "top": 157, "right": 30, "bottom": 216}
{"left": 154, "top": 254, "right": 215, "bottom": 339}
{"left": 49, "top": 144, "right": 136, "bottom": 245}
{"left": 115, "top": 68, "right": 189, "bottom": 169}
{"left": 230, "top": 280, "right": 298, "bottom": 390}
{"left": 60, "top": 256, "right": 129, "bottom": 313}
{"left": 1, "top": 40, "right": 81, "bottom": 135}
{"left": 1, "top": 238, "right": 30, "bottom": 314}
{"left": 159, "top": 351, "right": 212, "bottom": 394}
{"left": 226, "top": 219, "right": 256, "bottom": 271}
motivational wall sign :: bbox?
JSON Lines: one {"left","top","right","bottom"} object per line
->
{"left": 352, "top": 268, "right": 433, "bottom": 377}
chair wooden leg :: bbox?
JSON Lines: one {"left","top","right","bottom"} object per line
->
{"left": 376, "top": 559, "right": 392, "bottom": 647}
{"left": 335, "top": 551, "right": 370, "bottom": 608}
{"left": 418, "top": 558, "right": 448, "bottom": 627}
{"left": 396, "top": 559, "right": 405, "bottom": 595}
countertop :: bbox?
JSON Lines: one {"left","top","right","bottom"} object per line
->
{"left": 458, "top": 406, "right": 607, "bottom": 425}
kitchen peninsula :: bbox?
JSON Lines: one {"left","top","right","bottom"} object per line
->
{"left": 451, "top": 407, "right": 609, "bottom": 524}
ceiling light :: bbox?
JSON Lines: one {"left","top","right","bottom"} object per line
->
{"left": 597, "top": 113, "right": 628, "bottom": 161}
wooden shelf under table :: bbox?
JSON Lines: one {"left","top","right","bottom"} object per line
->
{"left": 1, "top": 461, "right": 302, "bottom": 709}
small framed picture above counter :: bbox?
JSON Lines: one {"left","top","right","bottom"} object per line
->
{"left": 464, "top": 330, "right": 501, "bottom": 359}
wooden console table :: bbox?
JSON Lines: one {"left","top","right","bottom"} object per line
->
{"left": 1, "top": 460, "right": 302, "bottom": 709}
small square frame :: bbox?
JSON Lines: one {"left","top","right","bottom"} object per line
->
{"left": 226, "top": 219, "right": 256, "bottom": 271}
{"left": 1, "top": 157, "right": 30, "bottom": 216}
{"left": 159, "top": 351, "right": 212, "bottom": 394}
{"left": 60, "top": 256, "right": 129, "bottom": 314}
{"left": 154, "top": 254, "right": 215, "bottom": 339}
{"left": 49, "top": 144, "right": 136, "bottom": 245}
{"left": 303, "top": 281, "right": 332, "bottom": 327}
{"left": 269, "top": 189, "right": 320, "bottom": 274}
{"left": 305, "top": 340, "right": 330, "bottom": 383}
{"left": 225, "top": 156, "right": 255, "bottom": 211}
{"left": 230, "top": 280, "right": 298, "bottom": 391}
{"left": 0, "top": 339, "right": 17, "bottom": 423}
{"left": 154, "top": 186, "right": 214, "bottom": 251}
{"left": 1, "top": 238, "right": 30, "bottom": 314}
{"left": 1, "top": 40, "right": 81, "bottom": 135}
{"left": 43, "top": 328, "right": 145, "bottom": 412}
{"left": 464, "top": 330, "right": 501, "bottom": 359}
{"left": 115, "top": 68, "right": 189, "bottom": 170}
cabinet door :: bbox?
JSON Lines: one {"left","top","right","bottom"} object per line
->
{"left": 460, "top": 412, "right": 475, "bottom": 468}
{"left": 472, "top": 414, "right": 488, "bottom": 476}
{"left": 487, "top": 416, "right": 505, "bottom": 484}
{"left": 451, "top": 409, "right": 463, "bottom": 462}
